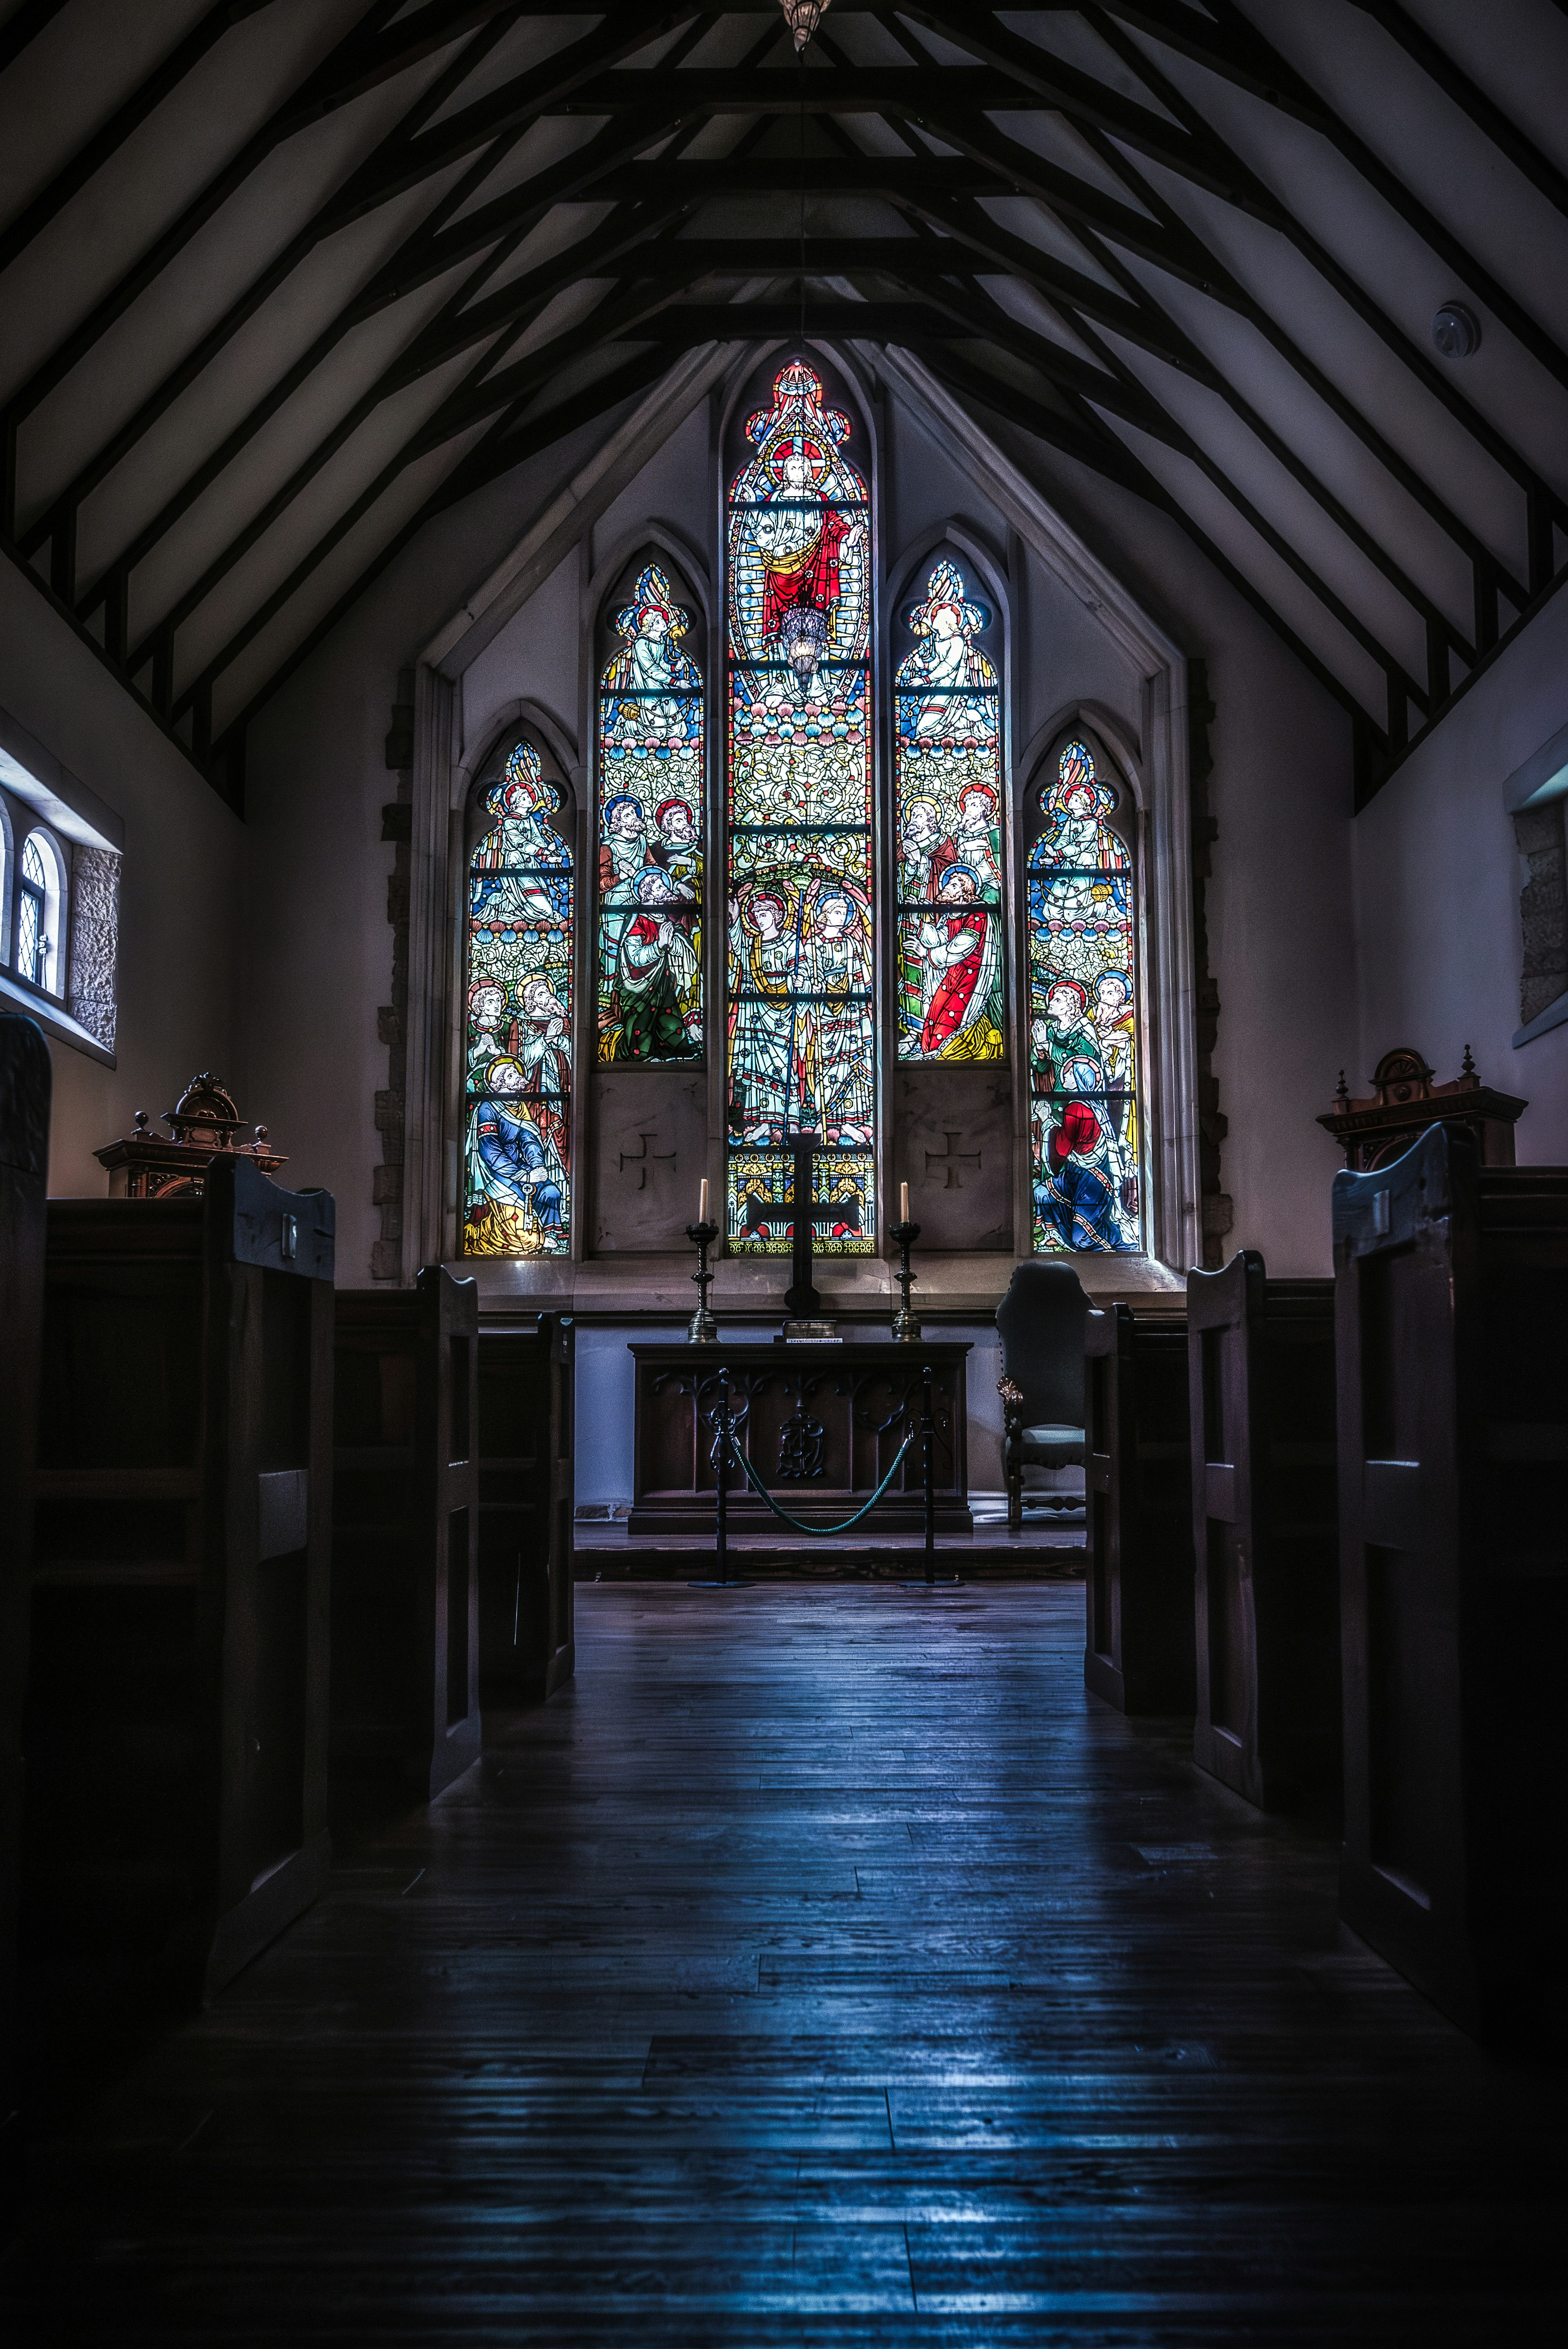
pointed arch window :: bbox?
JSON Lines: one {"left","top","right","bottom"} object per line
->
{"left": 595, "top": 561, "right": 704, "bottom": 1062}
{"left": 461, "top": 740, "right": 574, "bottom": 1258}
{"left": 893, "top": 557, "right": 1004, "bottom": 1062}
{"left": 1025, "top": 736, "right": 1141, "bottom": 1253}
{"left": 723, "top": 357, "right": 875, "bottom": 1253}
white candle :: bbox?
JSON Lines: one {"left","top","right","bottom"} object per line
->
{"left": 900, "top": 1181, "right": 910, "bottom": 1224}
{"left": 699, "top": 1178, "right": 709, "bottom": 1225}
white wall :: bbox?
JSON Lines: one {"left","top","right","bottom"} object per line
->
{"left": 1351, "top": 586, "right": 1568, "bottom": 1161}
{"left": 244, "top": 365, "right": 1361, "bottom": 1283}
{"left": 0, "top": 556, "right": 242, "bottom": 1195}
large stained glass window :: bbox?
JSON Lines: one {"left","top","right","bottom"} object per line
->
{"left": 1026, "top": 738, "right": 1140, "bottom": 1253}
{"left": 894, "top": 558, "right": 1004, "bottom": 1061}
{"left": 462, "top": 740, "right": 573, "bottom": 1257}
{"left": 724, "top": 358, "right": 875, "bottom": 1253}
{"left": 596, "top": 562, "right": 703, "bottom": 1062}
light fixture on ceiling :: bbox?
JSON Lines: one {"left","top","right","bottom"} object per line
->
{"left": 779, "top": 0, "right": 833, "bottom": 53}
{"left": 1432, "top": 302, "right": 1481, "bottom": 359}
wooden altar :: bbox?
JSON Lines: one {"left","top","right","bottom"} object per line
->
{"left": 629, "top": 1342, "right": 972, "bottom": 1536}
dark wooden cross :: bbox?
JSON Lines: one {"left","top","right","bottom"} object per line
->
{"left": 784, "top": 1132, "right": 822, "bottom": 1316}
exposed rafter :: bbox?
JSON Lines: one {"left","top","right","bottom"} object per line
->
{"left": 0, "top": 1, "right": 1564, "bottom": 813}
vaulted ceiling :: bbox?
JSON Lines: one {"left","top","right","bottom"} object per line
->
{"left": 2, "top": 0, "right": 1566, "bottom": 811}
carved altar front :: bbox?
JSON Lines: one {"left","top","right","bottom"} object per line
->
{"left": 629, "top": 1341, "right": 972, "bottom": 1535}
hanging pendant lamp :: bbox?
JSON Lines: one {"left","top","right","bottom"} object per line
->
{"left": 778, "top": 0, "right": 833, "bottom": 53}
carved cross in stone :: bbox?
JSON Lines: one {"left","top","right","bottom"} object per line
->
{"left": 619, "top": 1132, "right": 675, "bottom": 1191}
{"left": 926, "top": 1130, "right": 981, "bottom": 1190}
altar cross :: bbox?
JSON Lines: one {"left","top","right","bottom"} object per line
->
{"left": 784, "top": 1131, "right": 823, "bottom": 1316}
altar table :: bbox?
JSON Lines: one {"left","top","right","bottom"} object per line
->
{"left": 628, "top": 1341, "right": 973, "bottom": 1536}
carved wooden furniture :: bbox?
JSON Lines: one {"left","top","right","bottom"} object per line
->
{"left": 1334, "top": 1126, "right": 1568, "bottom": 2038}
{"left": 0, "top": 1016, "right": 50, "bottom": 2113}
{"left": 996, "top": 1261, "right": 1089, "bottom": 1529}
{"left": 332, "top": 1268, "right": 481, "bottom": 1801}
{"left": 1187, "top": 1253, "right": 1339, "bottom": 1811}
{"left": 20, "top": 1160, "right": 334, "bottom": 2053}
{"left": 1084, "top": 1304, "right": 1192, "bottom": 1713}
{"left": 628, "top": 1341, "right": 972, "bottom": 1536}
{"left": 1317, "top": 1045, "right": 1525, "bottom": 1172}
{"left": 95, "top": 1070, "right": 285, "bottom": 1199}
{"left": 477, "top": 1316, "right": 575, "bottom": 1699}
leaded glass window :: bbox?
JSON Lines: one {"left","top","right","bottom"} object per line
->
{"left": 17, "top": 832, "right": 45, "bottom": 985}
{"left": 1026, "top": 738, "right": 1141, "bottom": 1253}
{"left": 894, "top": 558, "right": 1004, "bottom": 1062}
{"left": 462, "top": 740, "right": 573, "bottom": 1257}
{"left": 724, "top": 358, "right": 875, "bottom": 1254}
{"left": 596, "top": 562, "right": 704, "bottom": 1062}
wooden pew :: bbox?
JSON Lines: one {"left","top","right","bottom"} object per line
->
{"left": 477, "top": 1316, "right": 575, "bottom": 1700}
{"left": 0, "top": 1015, "right": 50, "bottom": 2115}
{"left": 1334, "top": 1126, "right": 1568, "bottom": 2037}
{"left": 1187, "top": 1253, "right": 1339, "bottom": 1811}
{"left": 1084, "top": 1303, "right": 1194, "bottom": 1714}
{"left": 332, "top": 1267, "right": 481, "bottom": 1804}
{"left": 21, "top": 1160, "right": 334, "bottom": 2052}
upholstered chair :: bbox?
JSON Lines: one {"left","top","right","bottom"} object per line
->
{"left": 996, "top": 1261, "right": 1089, "bottom": 1529}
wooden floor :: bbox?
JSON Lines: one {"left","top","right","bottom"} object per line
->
{"left": 4, "top": 1583, "right": 1561, "bottom": 2344}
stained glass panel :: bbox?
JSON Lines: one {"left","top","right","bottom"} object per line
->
{"left": 1027, "top": 739, "right": 1140, "bottom": 1253}
{"left": 462, "top": 741, "right": 573, "bottom": 1258}
{"left": 724, "top": 358, "right": 875, "bottom": 1254}
{"left": 596, "top": 564, "right": 703, "bottom": 1061}
{"left": 893, "top": 558, "right": 1004, "bottom": 1062}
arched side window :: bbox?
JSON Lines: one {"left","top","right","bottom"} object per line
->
{"left": 1025, "top": 736, "right": 1141, "bottom": 1254}
{"left": 595, "top": 561, "right": 704, "bottom": 1061}
{"left": 724, "top": 355, "right": 875, "bottom": 1254}
{"left": 18, "top": 827, "right": 65, "bottom": 996}
{"left": 893, "top": 557, "right": 1004, "bottom": 1062}
{"left": 461, "top": 739, "right": 574, "bottom": 1259}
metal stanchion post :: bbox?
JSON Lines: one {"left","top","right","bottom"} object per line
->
{"left": 922, "top": 1357, "right": 935, "bottom": 1584}
{"left": 690, "top": 1367, "right": 751, "bottom": 1589}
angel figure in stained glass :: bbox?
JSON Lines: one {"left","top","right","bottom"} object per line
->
{"left": 897, "top": 560, "right": 998, "bottom": 739}
{"left": 728, "top": 884, "right": 802, "bottom": 1141}
{"left": 802, "top": 883, "right": 873, "bottom": 1142}
{"left": 602, "top": 566, "right": 701, "bottom": 743}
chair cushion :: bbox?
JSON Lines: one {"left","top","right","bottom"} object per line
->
{"left": 1022, "top": 1423, "right": 1084, "bottom": 1447}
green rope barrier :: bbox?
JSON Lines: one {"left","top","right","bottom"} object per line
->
{"left": 723, "top": 1425, "right": 916, "bottom": 1536}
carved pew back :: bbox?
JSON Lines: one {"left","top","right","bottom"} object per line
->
{"left": 477, "top": 1316, "right": 575, "bottom": 1699}
{"left": 1084, "top": 1303, "right": 1193, "bottom": 1714}
{"left": 22, "top": 1161, "right": 334, "bottom": 2055}
{"left": 1188, "top": 1253, "right": 1339, "bottom": 1810}
{"left": 0, "top": 1016, "right": 50, "bottom": 2115}
{"left": 332, "top": 1268, "right": 481, "bottom": 1803}
{"left": 1334, "top": 1126, "right": 1568, "bottom": 2036}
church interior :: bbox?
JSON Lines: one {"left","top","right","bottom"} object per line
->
{"left": 1, "top": 0, "right": 1566, "bottom": 2338}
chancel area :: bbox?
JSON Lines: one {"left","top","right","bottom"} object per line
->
{"left": 2, "top": 2, "right": 1567, "bottom": 2338}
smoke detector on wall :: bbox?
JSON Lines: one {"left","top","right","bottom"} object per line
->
{"left": 1432, "top": 303, "right": 1481, "bottom": 359}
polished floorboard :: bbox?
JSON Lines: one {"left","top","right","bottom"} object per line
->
{"left": 4, "top": 1583, "right": 1560, "bottom": 2345}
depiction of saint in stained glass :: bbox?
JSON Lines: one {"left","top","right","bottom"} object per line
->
{"left": 894, "top": 559, "right": 1004, "bottom": 1062}
{"left": 596, "top": 563, "right": 703, "bottom": 1061}
{"left": 1027, "top": 738, "right": 1140, "bottom": 1253}
{"left": 725, "top": 357, "right": 875, "bottom": 1252}
{"left": 462, "top": 740, "right": 573, "bottom": 1257}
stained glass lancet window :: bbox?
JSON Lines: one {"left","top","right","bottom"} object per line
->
{"left": 596, "top": 563, "right": 703, "bottom": 1061}
{"left": 462, "top": 740, "right": 573, "bottom": 1257}
{"left": 1026, "top": 738, "right": 1141, "bottom": 1253}
{"left": 894, "top": 559, "right": 1004, "bottom": 1061}
{"left": 724, "top": 359, "right": 875, "bottom": 1253}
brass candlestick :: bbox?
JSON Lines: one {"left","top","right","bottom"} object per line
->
{"left": 890, "top": 1218, "right": 922, "bottom": 1342}
{"left": 686, "top": 1219, "right": 719, "bottom": 1343}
